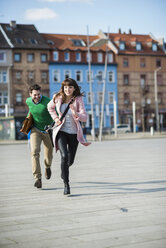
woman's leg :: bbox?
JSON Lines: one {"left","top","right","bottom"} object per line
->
{"left": 67, "top": 134, "right": 79, "bottom": 167}
{"left": 56, "top": 131, "right": 69, "bottom": 183}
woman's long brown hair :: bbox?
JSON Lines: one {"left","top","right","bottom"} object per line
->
{"left": 53, "top": 78, "right": 84, "bottom": 103}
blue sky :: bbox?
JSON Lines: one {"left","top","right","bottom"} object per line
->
{"left": 1, "top": 0, "right": 166, "bottom": 40}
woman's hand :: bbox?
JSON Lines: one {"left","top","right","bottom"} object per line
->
{"left": 55, "top": 118, "right": 61, "bottom": 126}
{"left": 70, "top": 104, "right": 78, "bottom": 118}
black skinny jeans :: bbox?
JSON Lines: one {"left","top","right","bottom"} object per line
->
{"left": 56, "top": 131, "right": 78, "bottom": 183}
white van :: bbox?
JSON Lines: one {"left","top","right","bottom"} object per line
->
{"left": 111, "top": 124, "right": 131, "bottom": 134}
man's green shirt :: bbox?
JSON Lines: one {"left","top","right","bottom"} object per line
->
{"left": 26, "top": 96, "right": 53, "bottom": 131}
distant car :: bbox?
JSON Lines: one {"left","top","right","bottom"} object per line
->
{"left": 111, "top": 124, "right": 131, "bottom": 134}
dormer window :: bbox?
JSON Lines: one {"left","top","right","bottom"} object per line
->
{"left": 47, "top": 40, "right": 54, "bottom": 45}
{"left": 71, "top": 39, "right": 86, "bottom": 47}
{"left": 152, "top": 43, "right": 157, "bottom": 51}
{"left": 136, "top": 42, "right": 142, "bottom": 51}
{"left": 120, "top": 42, "right": 125, "bottom": 50}
{"left": 29, "top": 39, "right": 38, "bottom": 45}
{"left": 15, "top": 38, "right": 24, "bottom": 44}
{"left": 6, "top": 26, "right": 12, "bottom": 31}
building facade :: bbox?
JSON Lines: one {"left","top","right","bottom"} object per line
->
{"left": 0, "top": 21, "right": 50, "bottom": 118}
{"left": 99, "top": 29, "right": 166, "bottom": 131}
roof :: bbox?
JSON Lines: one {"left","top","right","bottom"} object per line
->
{"left": 0, "top": 28, "right": 11, "bottom": 48}
{"left": 41, "top": 33, "right": 107, "bottom": 51}
{"left": 0, "top": 22, "right": 50, "bottom": 49}
{"left": 107, "top": 32, "right": 165, "bottom": 55}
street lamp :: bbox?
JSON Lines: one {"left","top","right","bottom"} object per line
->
{"left": 98, "top": 39, "right": 108, "bottom": 141}
{"left": 154, "top": 67, "right": 161, "bottom": 131}
{"left": 87, "top": 26, "right": 95, "bottom": 141}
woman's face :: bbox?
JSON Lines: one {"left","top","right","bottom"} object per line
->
{"left": 64, "top": 85, "right": 75, "bottom": 97}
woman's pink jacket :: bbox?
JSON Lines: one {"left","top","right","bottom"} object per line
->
{"left": 47, "top": 96, "right": 91, "bottom": 150}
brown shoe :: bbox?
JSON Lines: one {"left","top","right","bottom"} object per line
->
{"left": 45, "top": 168, "right": 51, "bottom": 180}
{"left": 34, "top": 179, "right": 42, "bottom": 188}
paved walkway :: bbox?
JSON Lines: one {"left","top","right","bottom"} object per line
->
{"left": 0, "top": 138, "right": 166, "bottom": 248}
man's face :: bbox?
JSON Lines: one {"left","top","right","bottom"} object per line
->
{"left": 30, "top": 90, "right": 41, "bottom": 103}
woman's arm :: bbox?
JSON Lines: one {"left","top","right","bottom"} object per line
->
{"left": 47, "top": 99, "right": 59, "bottom": 122}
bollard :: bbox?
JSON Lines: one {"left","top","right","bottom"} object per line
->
{"left": 150, "top": 126, "right": 154, "bottom": 136}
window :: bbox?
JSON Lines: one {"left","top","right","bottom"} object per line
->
{"left": 108, "top": 92, "right": 114, "bottom": 104}
{"left": 64, "top": 52, "right": 70, "bottom": 61}
{"left": 53, "top": 51, "right": 59, "bottom": 61}
{"left": 75, "top": 70, "right": 82, "bottom": 82}
{"left": 108, "top": 53, "right": 113, "bottom": 63}
{"left": 64, "top": 70, "right": 71, "bottom": 79}
{"left": 71, "top": 39, "right": 85, "bottom": 47}
{"left": 98, "top": 92, "right": 103, "bottom": 104}
{"left": 124, "top": 92, "right": 130, "bottom": 105}
{"left": 14, "top": 53, "right": 21, "bottom": 62}
{"left": 123, "top": 74, "right": 129, "bottom": 85}
{"left": 97, "top": 52, "right": 103, "bottom": 62}
{"left": 123, "top": 58, "right": 128, "bottom": 67}
{"left": 87, "top": 70, "right": 93, "bottom": 82}
{"left": 140, "top": 75, "right": 146, "bottom": 88}
{"left": 28, "top": 71, "right": 35, "bottom": 83}
{"left": 0, "top": 52, "right": 6, "bottom": 62}
{"left": 108, "top": 71, "right": 114, "bottom": 82}
{"left": 27, "top": 53, "right": 34, "bottom": 62}
{"left": 15, "top": 71, "right": 22, "bottom": 82}
{"left": 0, "top": 91, "right": 8, "bottom": 105}
{"left": 156, "top": 59, "right": 161, "bottom": 67}
{"left": 53, "top": 70, "right": 60, "bottom": 82}
{"left": 41, "top": 71, "right": 48, "bottom": 84}
{"left": 0, "top": 71, "right": 7, "bottom": 83}
{"left": 136, "top": 42, "right": 142, "bottom": 51}
{"left": 96, "top": 71, "right": 103, "bottom": 82}
{"left": 16, "top": 92, "right": 22, "bottom": 103}
{"left": 120, "top": 42, "right": 125, "bottom": 50}
{"left": 76, "top": 52, "right": 81, "bottom": 62}
{"left": 152, "top": 43, "right": 157, "bottom": 51}
{"left": 29, "top": 39, "right": 38, "bottom": 45}
{"left": 140, "top": 58, "right": 146, "bottom": 68}
{"left": 158, "top": 93, "right": 163, "bottom": 104}
{"left": 157, "top": 74, "right": 163, "bottom": 85}
{"left": 41, "top": 54, "right": 47, "bottom": 62}
{"left": 87, "top": 92, "right": 93, "bottom": 104}
{"left": 47, "top": 40, "right": 54, "bottom": 45}
{"left": 15, "top": 38, "right": 24, "bottom": 44}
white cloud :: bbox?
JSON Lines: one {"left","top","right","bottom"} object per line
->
{"left": 40, "top": 0, "right": 94, "bottom": 3}
{"left": 25, "top": 8, "right": 57, "bottom": 21}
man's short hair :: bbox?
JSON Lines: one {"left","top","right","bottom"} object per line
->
{"left": 29, "top": 84, "right": 41, "bottom": 93}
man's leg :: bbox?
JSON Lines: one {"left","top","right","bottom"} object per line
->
{"left": 30, "top": 128, "right": 42, "bottom": 180}
{"left": 42, "top": 132, "right": 53, "bottom": 179}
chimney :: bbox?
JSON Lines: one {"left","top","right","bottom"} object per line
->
{"left": 118, "top": 28, "right": 121, "bottom": 34}
{"left": 129, "top": 29, "right": 132, "bottom": 34}
{"left": 10, "top": 20, "right": 16, "bottom": 28}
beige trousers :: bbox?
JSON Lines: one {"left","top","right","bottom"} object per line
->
{"left": 30, "top": 128, "right": 53, "bottom": 180}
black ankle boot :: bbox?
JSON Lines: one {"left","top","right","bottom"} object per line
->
{"left": 64, "top": 183, "right": 70, "bottom": 195}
